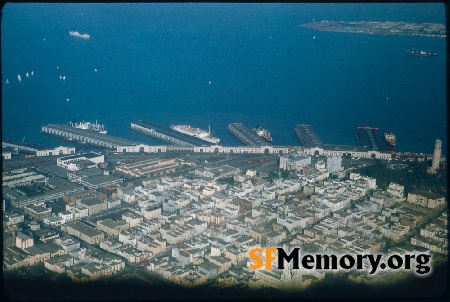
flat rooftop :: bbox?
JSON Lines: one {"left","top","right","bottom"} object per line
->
{"left": 3, "top": 177, "right": 84, "bottom": 203}
{"left": 66, "top": 221, "right": 104, "bottom": 237}
{"left": 78, "top": 197, "right": 106, "bottom": 207}
{"left": 59, "top": 152, "right": 103, "bottom": 161}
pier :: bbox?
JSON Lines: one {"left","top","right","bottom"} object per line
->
{"left": 41, "top": 124, "right": 141, "bottom": 149}
{"left": 294, "top": 124, "right": 324, "bottom": 148}
{"left": 131, "top": 121, "right": 215, "bottom": 147}
{"left": 228, "top": 123, "right": 270, "bottom": 146}
{"left": 355, "top": 126, "right": 389, "bottom": 152}
{"left": 2, "top": 138, "right": 75, "bottom": 156}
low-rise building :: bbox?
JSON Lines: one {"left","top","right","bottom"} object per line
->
{"left": 77, "top": 198, "right": 108, "bottom": 215}
{"left": 407, "top": 190, "right": 446, "bottom": 208}
{"left": 62, "top": 221, "right": 105, "bottom": 244}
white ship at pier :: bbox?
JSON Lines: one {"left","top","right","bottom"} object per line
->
{"left": 170, "top": 125, "right": 220, "bottom": 144}
{"left": 70, "top": 120, "right": 107, "bottom": 134}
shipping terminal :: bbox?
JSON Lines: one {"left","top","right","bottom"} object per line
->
{"left": 36, "top": 120, "right": 393, "bottom": 160}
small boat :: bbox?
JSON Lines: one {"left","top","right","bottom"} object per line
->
{"left": 17, "top": 74, "right": 21, "bottom": 81}
{"left": 26, "top": 72, "right": 29, "bottom": 77}
{"left": 94, "top": 68, "right": 97, "bottom": 72}
{"left": 5, "top": 79, "right": 9, "bottom": 84}
{"left": 62, "top": 76, "right": 66, "bottom": 80}
{"left": 31, "top": 71, "right": 34, "bottom": 76}
{"left": 59, "top": 75, "right": 62, "bottom": 79}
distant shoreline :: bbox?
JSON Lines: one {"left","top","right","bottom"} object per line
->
{"left": 300, "top": 21, "right": 447, "bottom": 38}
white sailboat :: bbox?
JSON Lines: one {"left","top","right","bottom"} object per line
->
{"left": 17, "top": 74, "right": 22, "bottom": 81}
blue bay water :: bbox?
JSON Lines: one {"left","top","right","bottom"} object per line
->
{"left": 1, "top": 3, "right": 446, "bottom": 155}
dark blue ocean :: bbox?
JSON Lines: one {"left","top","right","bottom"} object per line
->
{"left": 2, "top": 3, "right": 446, "bottom": 155}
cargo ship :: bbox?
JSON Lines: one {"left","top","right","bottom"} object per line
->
{"left": 170, "top": 125, "right": 220, "bottom": 144}
{"left": 384, "top": 132, "right": 396, "bottom": 149}
{"left": 69, "top": 30, "right": 90, "bottom": 39}
{"left": 69, "top": 120, "right": 107, "bottom": 134}
{"left": 406, "top": 49, "right": 436, "bottom": 57}
{"left": 252, "top": 127, "right": 272, "bottom": 143}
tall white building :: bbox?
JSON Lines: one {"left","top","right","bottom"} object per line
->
{"left": 432, "top": 139, "right": 442, "bottom": 170}
{"left": 428, "top": 139, "right": 442, "bottom": 174}
{"left": 326, "top": 156, "right": 342, "bottom": 173}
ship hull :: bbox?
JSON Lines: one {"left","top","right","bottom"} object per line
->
{"left": 406, "top": 51, "right": 436, "bottom": 57}
{"left": 170, "top": 125, "right": 220, "bottom": 144}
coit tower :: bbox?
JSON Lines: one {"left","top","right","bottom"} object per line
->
{"left": 431, "top": 139, "right": 442, "bottom": 170}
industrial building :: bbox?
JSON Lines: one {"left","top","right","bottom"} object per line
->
{"left": 5, "top": 177, "right": 85, "bottom": 208}
{"left": 115, "top": 158, "right": 179, "bottom": 178}
{"left": 63, "top": 222, "right": 105, "bottom": 244}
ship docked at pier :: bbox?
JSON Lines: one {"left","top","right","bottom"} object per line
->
{"left": 170, "top": 125, "right": 220, "bottom": 144}
{"left": 252, "top": 127, "right": 272, "bottom": 143}
{"left": 406, "top": 48, "right": 436, "bottom": 57}
{"left": 69, "top": 120, "right": 107, "bottom": 134}
{"left": 69, "top": 30, "right": 90, "bottom": 39}
{"left": 384, "top": 132, "right": 396, "bottom": 150}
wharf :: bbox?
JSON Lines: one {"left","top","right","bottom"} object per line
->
{"left": 355, "top": 126, "right": 389, "bottom": 152}
{"left": 228, "top": 123, "right": 270, "bottom": 146}
{"left": 41, "top": 124, "right": 141, "bottom": 149}
{"left": 130, "top": 121, "right": 215, "bottom": 147}
{"left": 2, "top": 138, "right": 50, "bottom": 152}
{"left": 294, "top": 124, "right": 324, "bottom": 148}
